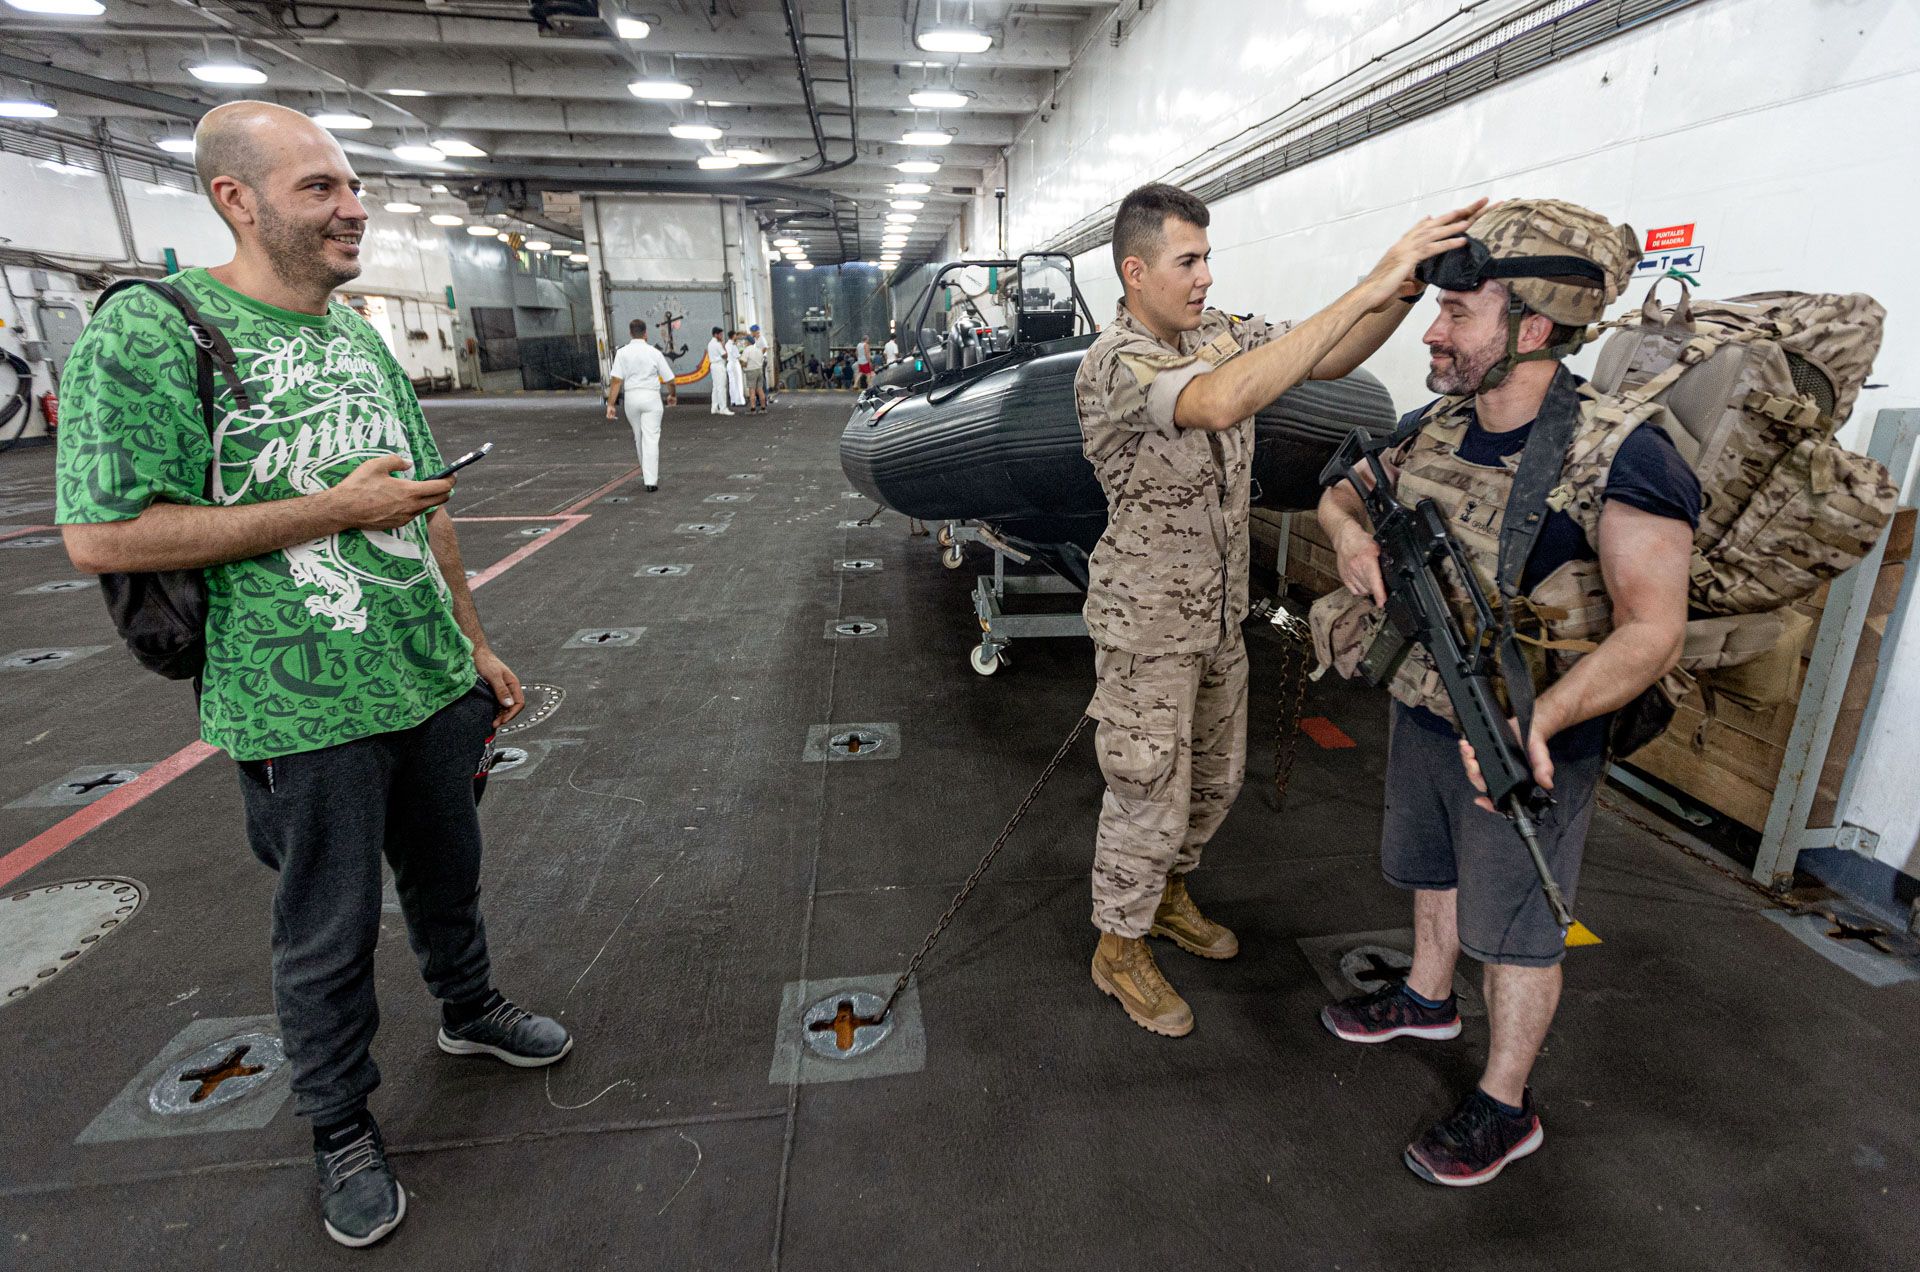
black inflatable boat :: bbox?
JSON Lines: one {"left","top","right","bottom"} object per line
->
{"left": 839, "top": 255, "right": 1398, "bottom": 586}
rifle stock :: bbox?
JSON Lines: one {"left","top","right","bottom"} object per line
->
{"left": 1319, "top": 428, "right": 1573, "bottom": 929}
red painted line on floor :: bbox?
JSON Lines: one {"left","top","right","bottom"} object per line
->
{"left": 0, "top": 524, "right": 56, "bottom": 542}
{"left": 1300, "top": 716, "right": 1358, "bottom": 750}
{"left": 0, "top": 508, "right": 593, "bottom": 891}
{"left": 0, "top": 741, "right": 221, "bottom": 891}
{"left": 462, "top": 515, "right": 586, "bottom": 589}
{"left": 558, "top": 465, "right": 642, "bottom": 515}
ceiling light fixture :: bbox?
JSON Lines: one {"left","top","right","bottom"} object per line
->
{"left": 908, "top": 88, "right": 971, "bottom": 110}
{"left": 697, "top": 155, "right": 740, "bottom": 169}
{"left": 432, "top": 138, "right": 487, "bottom": 157}
{"left": 772, "top": 237, "right": 799, "bottom": 247}
{"left": 889, "top": 199, "right": 924, "bottom": 211}
{"left": 891, "top": 181, "right": 932, "bottom": 195}
{"left": 899, "top": 130, "right": 952, "bottom": 147}
{"left": 383, "top": 200, "right": 421, "bottom": 214}
{"left": 466, "top": 224, "right": 499, "bottom": 237}
{"left": 429, "top": 183, "right": 448, "bottom": 192}
{"left": 725, "top": 148, "right": 775, "bottom": 164}
{"left": 569, "top": 252, "right": 589, "bottom": 262}
{"left": 429, "top": 213, "right": 465, "bottom": 226}
{"left": 392, "top": 143, "right": 446, "bottom": 163}
{"left": 615, "top": 16, "right": 650, "bottom": 39}
{"left": 525, "top": 239, "right": 552, "bottom": 251}
{"left": 916, "top": 27, "right": 992, "bottom": 53}
{"left": 6, "top": 0, "right": 106, "bottom": 13}
{"left": 385, "top": 88, "right": 429, "bottom": 97}
{"left": 794, "top": 261, "right": 814, "bottom": 270}
{"left": 311, "top": 110, "right": 372, "bottom": 130}
{"left": 628, "top": 78, "right": 693, "bottom": 100}
{"left": 885, "top": 212, "right": 917, "bottom": 223}
{"left": 188, "top": 60, "right": 268, "bottom": 85}
{"left": 155, "top": 136, "right": 196, "bottom": 154}
{"left": 0, "top": 99, "right": 58, "bottom": 119}
{"left": 669, "top": 122, "right": 723, "bottom": 141}
{"left": 895, "top": 159, "right": 941, "bottom": 174}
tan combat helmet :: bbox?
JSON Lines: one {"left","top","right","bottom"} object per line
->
{"left": 1417, "top": 197, "right": 1641, "bottom": 389}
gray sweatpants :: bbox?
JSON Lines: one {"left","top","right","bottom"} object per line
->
{"left": 236, "top": 684, "right": 496, "bottom": 1125}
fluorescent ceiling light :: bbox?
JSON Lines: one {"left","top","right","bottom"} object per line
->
{"left": 383, "top": 200, "right": 421, "bottom": 214}
{"left": 429, "top": 183, "right": 448, "bottom": 193}
{"left": 392, "top": 143, "right": 446, "bottom": 163}
{"left": 628, "top": 79, "right": 693, "bottom": 100}
{"left": 899, "top": 130, "right": 952, "bottom": 147}
{"left": 892, "top": 181, "right": 932, "bottom": 195}
{"left": 916, "top": 27, "right": 992, "bottom": 53}
{"left": 725, "top": 148, "right": 775, "bottom": 165}
{"left": 908, "top": 89, "right": 971, "bottom": 110}
{"left": 466, "top": 224, "right": 499, "bottom": 237}
{"left": 697, "top": 100, "right": 734, "bottom": 107}
{"left": 697, "top": 155, "right": 740, "bottom": 169}
{"left": 889, "top": 199, "right": 925, "bottom": 211}
{"left": 669, "top": 122, "right": 723, "bottom": 141}
{"left": 615, "top": 16, "right": 650, "bottom": 39}
{"left": 524, "top": 239, "right": 552, "bottom": 251}
{"left": 432, "top": 138, "right": 486, "bottom": 157}
{"left": 895, "top": 159, "right": 941, "bottom": 174}
{"left": 886, "top": 212, "right": 917, "bottom": 223}
{"left": 5, "top": 0, "right": 106, "bottom": 13}
{"left": 0, "top": 100, "right": 57, "bottom": 119}
{"left": 385, "top": 88, "right": 429, "bottom": 97}
{"left": 772, "top": 236, "right": 799, "bottom": 247}
{"left": 311, "top": 110, "right": 371, "bottom": 130}
{"left": 155, "top": 136, "right": 196, "bottom": 154}
{"left": 569, "top": 252, "right": 589, "bottom": 263}
{"left": 429, "top": 213, "right": 465, "bottom": 226}
{"left": 188, "top": 62, "right": 268, "bottom": 86}
{"left": 793, "top": 262, "right": 814, "bottom": 270}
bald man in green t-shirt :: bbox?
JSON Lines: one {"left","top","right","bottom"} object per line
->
{"left": 56, "top": 101, "right": 570, "bottom": 1250}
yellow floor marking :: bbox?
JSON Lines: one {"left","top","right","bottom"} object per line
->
{"left": 1566, "top": 920, "right": 1603, "bottom": 947}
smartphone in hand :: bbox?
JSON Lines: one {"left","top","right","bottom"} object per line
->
{"left": 423, "top": 441, "right": 493, "bottom": 481}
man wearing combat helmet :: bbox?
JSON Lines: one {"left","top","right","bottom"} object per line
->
{"left": 1312, "top": 199, "right": 1699, "bottom": 1184}
{"left": 1074, "top": 182, "right": 1486, "bottom": 1037}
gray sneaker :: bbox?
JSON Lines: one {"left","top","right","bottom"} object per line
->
{"left": 436, "top": 997, "right": 573, "bottom": 1067}
{"left": 315, "top": 1122, "right": 405, "bottom": 1248}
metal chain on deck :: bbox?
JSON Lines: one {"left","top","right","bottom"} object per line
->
{"left": 1251, "top": 599, "right": 1314, "bottom": 810}
{"left": 879, "top": 713, "right": 1093, "bottom": 1019}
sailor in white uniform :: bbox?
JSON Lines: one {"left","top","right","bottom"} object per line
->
{"left": 605, "top": 318, "right": 678, "bottom": 491}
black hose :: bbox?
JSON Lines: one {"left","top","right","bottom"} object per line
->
{"left": 0, "top": 347, "right": 32, "bottom": 455}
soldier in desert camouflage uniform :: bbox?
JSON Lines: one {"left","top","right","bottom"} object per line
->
{"left": 1312, "top": 199, "right": 1698, "bottom": 1186}
{"left": 1075, "top": 182, "right": 1487, "bottom": 1037}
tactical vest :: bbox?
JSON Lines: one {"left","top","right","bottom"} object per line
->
{"left": 1311, "top": 387, "right": 1646, "bottom": 727}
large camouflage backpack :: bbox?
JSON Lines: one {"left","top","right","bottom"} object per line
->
{"left": 1583, "top": 282, "right": 1896, "bottom": 741}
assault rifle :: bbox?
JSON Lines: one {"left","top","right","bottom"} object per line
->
{"left": 1319, "top": 430, "right": 1573, "bottom": 929}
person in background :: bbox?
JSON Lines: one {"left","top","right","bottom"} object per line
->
{"left": 606, "top": 317, "right": 677, "bottom": 492}
{"left": 883, "top": 330, "right": 900, "bottom": 367}
{"left": 53, "top": 100, "right": 570, "bottom": 1250}
{"left": 705, "top": 326, "right": 733, "bottom": 415}
{"left": 855, "top": 334, "right": 873, "bottom": 388}
{"left": 741, "top": 330, "right": 767, "bottom": 413}
{"left": 751, "top": 324, "right": 774, "bottom": 402}
{"left": 725, "top": 330, "right": 746, "bottom": 410}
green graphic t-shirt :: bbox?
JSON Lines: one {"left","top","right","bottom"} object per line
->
{"left": 55, "top": 269, "right": 474, "bottom": 760}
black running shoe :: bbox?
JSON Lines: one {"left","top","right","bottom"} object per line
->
{"left": 1404, "top": 1088, "right": 1544, "bottom": 1187}
{"left": 314, "top": 1119, "right": 405, "bottom": 1247}
{"left": 1320, "top": 983, "right": 1462, "bottom": 1044}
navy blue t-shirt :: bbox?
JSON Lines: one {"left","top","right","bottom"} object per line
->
{"left": 1398, "top": 398, "right": 1701, "bottom": 760}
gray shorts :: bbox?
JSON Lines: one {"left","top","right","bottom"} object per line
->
{"left": 1380, "top": 703, "right": 1604, "bottom": 966}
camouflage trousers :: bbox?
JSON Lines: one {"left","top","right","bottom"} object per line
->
{"left": 1087, "top": 628, "right": 1249, "bottom": 937}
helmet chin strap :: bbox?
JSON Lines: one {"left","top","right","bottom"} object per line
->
{"left": 1474, "top": 294, "right": 1589, "bottom": 392}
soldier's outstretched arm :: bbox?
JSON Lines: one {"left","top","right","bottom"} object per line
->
{"left": 1172, "top": 200, "right": 1484, "bottom": 432}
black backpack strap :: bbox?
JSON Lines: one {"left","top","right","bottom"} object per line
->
{"left": 1491, "top": 363, "right": 1584, "bottom": 746}
{"left": 96, "top": 279, "right": 253, "bottom": 499}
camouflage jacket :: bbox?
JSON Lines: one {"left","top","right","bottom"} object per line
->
{"left": 1074, "top": 301, "right": 1288, "bottom": 654}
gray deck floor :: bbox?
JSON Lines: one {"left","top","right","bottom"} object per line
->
{"left": 1, "top": 392, "right": 1916, "bottom": 1270}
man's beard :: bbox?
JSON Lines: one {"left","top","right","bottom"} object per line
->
{"left": 1424, "top": 338, "right": 1502, "bottom": 395}
{"left": 258, "top": 201, "right": 361, "bottom": 294}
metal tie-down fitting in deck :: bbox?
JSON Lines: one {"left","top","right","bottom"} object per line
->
{"left": 801, "top": 990, "right": 893, "bottom": 1060}
{"left": 149, "top": 1032, "right": 286, "bottom": 1115}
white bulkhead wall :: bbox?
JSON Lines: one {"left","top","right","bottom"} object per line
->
{"left": 999, "top": 0, "right": 1920, "bottom": 870}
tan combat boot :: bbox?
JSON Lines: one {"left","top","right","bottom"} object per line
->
{"left": 1091, "top": 932, "right": 1194, "bottom": 1037}
{"left": 1149, "top": 875, "right": 1240, "bottom": 959}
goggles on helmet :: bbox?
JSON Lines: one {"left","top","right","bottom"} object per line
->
{"left": 1415, "top": 236, "right": 1609, "bottom": 295}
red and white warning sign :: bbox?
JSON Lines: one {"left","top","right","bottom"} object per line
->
{"left": 1645, "top": 223, "right": 1695, "bottom": 252}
